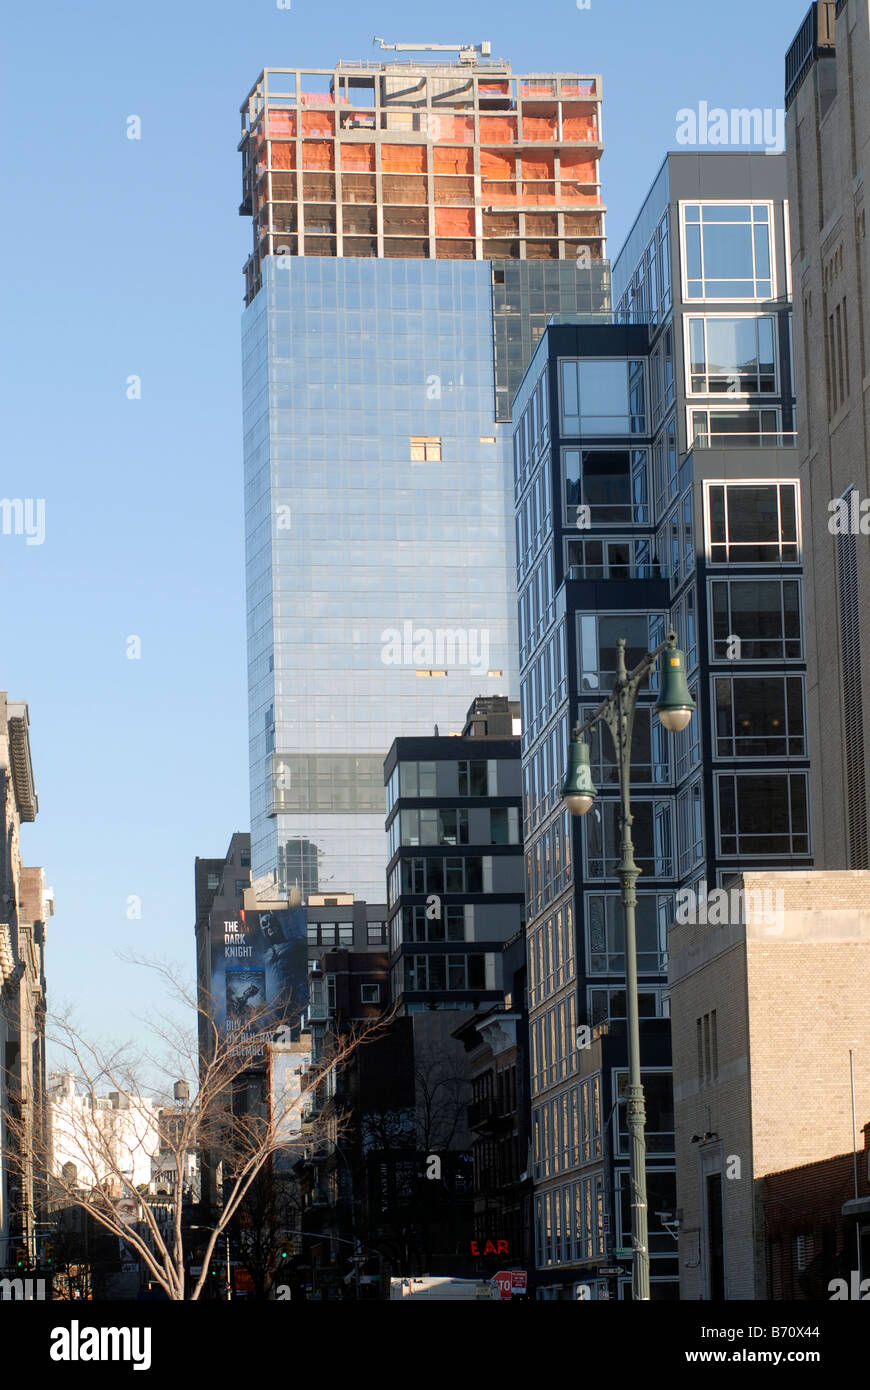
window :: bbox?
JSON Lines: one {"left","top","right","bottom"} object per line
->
{"left": 586, "top": 894, "right": 669, "bottom": 973}
{"left": 615, "top": 1070, "right": 674, "bottom": 1154}
{"left": 716, "top": 773, "right": 810, "bottom": 856}
{"left": 337, "top": 922, "right": 354, "bottom": 945}
{"left": 677, "top": 781, "right": 704, "bottom": 874}
{"left": 584, "top": 799, "right": 674, "bottom": 879}
{"left": 402, "top": 904, "right": 466, "bottom": 943}
{"left": 400, "top": 856, "right": 488, "bottom": 894}
{"left": 690, "top": 407, "right": 781, "bottom": 448}
{"left": 240, "top": 848, "right": 251, "bottom": 868}
{"left": 410, "top": 435, "right": 441, "bottom": 461}
{"left": 583, "top": 704, "right": 669, "bottom": 785}
{"left": 697, "top": 1010, "right": 719, "bottom": 1086}
{"left": 564, "top": 447, "right": 649, "bottom": 524}
{"left": 710, "top": 580, "right": 802, "bottom": 661}
{"left": 403, "top": 953, "right": 489, "bottom": 992}
{"left": 367, "top": 921, "right": 387, "bottom": 945}
{"left": 206, "top": 872, "right": 221, "bottom": 892}
{"left": 560, "top": 359, "right": 646, "bottom": 434}
{"left": 361, "top": 984, "right": 380, "bottom": 1004}
{"left": 708, "top": 483, "right": 798, "bottom": 565}
{"left": 399, "top": 761, "right": 437, "bottom": 796}
{"left": 458, "top": 760, "right": 490, "bottom": 796}
{"left": 490, "top": 806, "right": 520, "bottom": 844}
{"left": 588, "top": 987, "right": 661, "bottom": 1025}
{"left": 682, "top": 203, "right": 773, "bottom": 299}
{"left": 578, "top": 613, "right": 663, "bottom": 692}
{"left": 234, "top": 879, "right": 248, "bottom": 898}
{"left": 714, "top": 676, "right": 805, "bottom": 757}
{"left": 399, "top": 808, "right": 469, "bottom": 846}
{"left": 688, "top": 315, "right": 777, "bottom": 393}
{"left": 566, "top": 535, "right": 662, "bottom": 581}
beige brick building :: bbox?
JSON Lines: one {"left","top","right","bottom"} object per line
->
{"left": 668, "top": 871, "right": 870, "bottom": 1299}
{"left": 785, "top": 1, "right": 870, "bottom": 868}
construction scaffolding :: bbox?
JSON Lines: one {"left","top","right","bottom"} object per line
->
{"left": 239, "top": 54, "right": 606, "bottom": 303}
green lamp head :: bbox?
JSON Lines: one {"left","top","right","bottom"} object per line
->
{"left": 656, "top": 644, "right": 696, "bottom": 732}
{"left": 561, "top": 739, "right": 597, "bottom": 816}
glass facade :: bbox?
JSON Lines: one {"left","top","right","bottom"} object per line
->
{"left": 242, "top": 256, "right": 520, "bottom": 900}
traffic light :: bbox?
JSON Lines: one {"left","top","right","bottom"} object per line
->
{"left": 44, "top": 1244, "right": 55, "bottom": 1268}
{"left": 13, "top": 1247, "right": 26, "bottom": 1270}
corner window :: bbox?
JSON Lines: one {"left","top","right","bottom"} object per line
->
{"left": 714, "top": 676, "right": 805, "bottom": 758}
{"left": 706, "top": 483, "right": 799, "bottom": 563}
{"left": 560, "top": 359, "right": 646, "bottom": 435}
{"left": 690, "top": 407, "right": 781, "bottom": 448}
{"left": 688, "top": 315, "right": 777, "bottom": 394}
{"left": 682, "top": 203, "right": 773, "bottom": 300}
{"left": 710, "top": 580, "right": 802, "bottom": 661}
{"left": 716, "top": 772, "right": 809, "bottom": 856}
{"left": 564, "top": 447, "right": 649, "bottom": 525}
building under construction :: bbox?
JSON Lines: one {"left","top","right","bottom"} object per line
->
{"left": 239, "top": 46, "right": 605, "bottom": 302}
{"left": 237, "top": 44, "right": 610, "bottom": 907}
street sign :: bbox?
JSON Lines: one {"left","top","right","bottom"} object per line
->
{"left": 614, "top": 1248, "right": 633, "bottom": 1259}
{"left": 493, "top": 1272, "right": 513, "bottom": 1300}
{"left": 510, "top": 1270, "right": 527, "bottom": 1293}
{"left": 599, "top": 1266, "right": 627, "bottom": 1276}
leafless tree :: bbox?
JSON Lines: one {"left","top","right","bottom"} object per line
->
{"left": 4, "top": 956, "right": 380, "bottom": 1300}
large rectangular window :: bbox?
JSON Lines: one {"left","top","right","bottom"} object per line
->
{"left": 710, "top": 580, "right": 802, "bottom": 661}
{"left": 687, "top": 315, "right": 777, "bottom": 393}
{"left": 560, "top": 359, "right": 647, "bottom": 434}
{"left": 583, "top": 704, "right": 670, "bottom": 785}
{"left": 714, "top": 676, "right": 805, "bottom": 758}
{"left": 578, "top": 612, "right": 665, "bottom": 692}
{"left": 716, "top": 773, "right": 810, "bottom": 856}
{"left": 706, "top": 483, "right": 799, "bottom": 564}
{"left": 690, "top": 407, "right": 781, "bottom": 448}
{"left": 682, "top": 203, "right": 773, "bottom": 300}
{"left": 584, "top": 799, "right": 674, "bottom": 879}
{"left": 564, "top": 448, "right": 649, "bottom": 525}
{"left": 586, "top": 893, "right": 669, "bottom": 974}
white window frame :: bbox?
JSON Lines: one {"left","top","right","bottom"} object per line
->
{"left": 710, "top": 673, "right": 807, "bottom": 761}
{"left": 713, "top": 770, "right": 812, "bottom": 859}
{"left": 683, "top": 312, "right": 780, "bottom": 398}
{"left": 702, "top": 479, "right": 802, "bottom": 567}
{"left": 688, "top": 404, "right": 782, "bottom": 450}
{"left": 707, "top": 577, "right": 804, "bottom": 664}
{"left": 679, "top": 199, "right": 777, "bottom": 303}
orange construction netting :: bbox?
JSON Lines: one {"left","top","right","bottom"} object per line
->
{"left": 340, "top": 144, "right": 375, "bottom": 171}
{"left": 433, "top": 146, "right": 474, "bottom": 174}
{"left": 479, "top": 115, "right": 517, "bottom": 142}
{"left": 435, "top": 207, "right": 474, "bottom": 236}
{"left": 301, "top": 141, "right": 334, "bottom": 170}
{"left": 381, "top": 144, "right": 426, "bottom": 173}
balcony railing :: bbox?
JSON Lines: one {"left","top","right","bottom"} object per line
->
{"left": 566, "top": 562, "right": 670, "bottom": 582}
{"left": 691, "top": 431, "right": 798, "bottom": 450}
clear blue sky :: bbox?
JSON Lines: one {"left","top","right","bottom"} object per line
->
{"left": 0, "top": 0, "right": 809, "bottom": 1050}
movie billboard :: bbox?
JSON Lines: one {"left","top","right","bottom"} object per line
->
{"left": 209, "top": 907, "right": 308, "bottom": 1063}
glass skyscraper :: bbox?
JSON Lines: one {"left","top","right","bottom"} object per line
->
{"left": 238, "top": 54, "right": 608, "bottom": 900}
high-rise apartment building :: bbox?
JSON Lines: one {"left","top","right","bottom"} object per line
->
{"left": 512, "top": 152, "right": 808, "bottom": 1298}
{"left": 384, "top": 696, "right": 524, "bottom": 1014}
{"left": 785, "top": 0, "right": 870, "bottom": 869}
{"left": 237, "top": 50, "right": 608, "bottom": 902}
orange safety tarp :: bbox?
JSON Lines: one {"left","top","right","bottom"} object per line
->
{"left": 434, "top": 177, "right": 474, "bottom": 205}
{"left": 428, "top": 114, "right": 475, "bottom": 142}
{"left": 562, "top": 112, "right": 599, "bottom": 140}
{"left": 301, "top": 141, "right": 334, "bottom": 170}
{"left": 479, "top": 115, "right": 517, "bottom": 142}
{"left": 435, "top": 207, "right": 474, "bottom": 237}
{"left": 482, "top": 183, "right": 518, "bottom": 205}
{"left": 433, "top": 146, "right": 473, "bottom": 174}
{"left": 340, "top": 143, "right": 375, "bottom": 171}
{"left": 561, "top": 80, "right": 596, "bottom": 97}
{"left": 559, "top": 153, "right": 596, "bottom": 182}
{"left": 381, "top": 144, "right": 426, "bottom": 173}
{"left": 480, "top": 149, "right": 515, "bottom": 177}
{"left": 267, "top": 111, "right": 297, "bottom": 138}
{"left": 521, "top": 185, "right": 556, "bottom": 204}
{"left": 301, "top": 111, "right": 335, "bottom": 136}
{"left": 522, "top": 115, "right": 557, "bottom": 141}
{"left": 270, "top": 143, "right": 297, "bottom": 170}
{"left": 520, "top": 153, "right": 554, "bottom": 179}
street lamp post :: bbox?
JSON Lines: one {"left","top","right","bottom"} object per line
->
{"left": 562, "top": 629, "right": 694, "bottom": 1301}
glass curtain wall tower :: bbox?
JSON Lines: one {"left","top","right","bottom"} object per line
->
{"left": 238, "top": 51, "right": 608, "bottom": 901}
